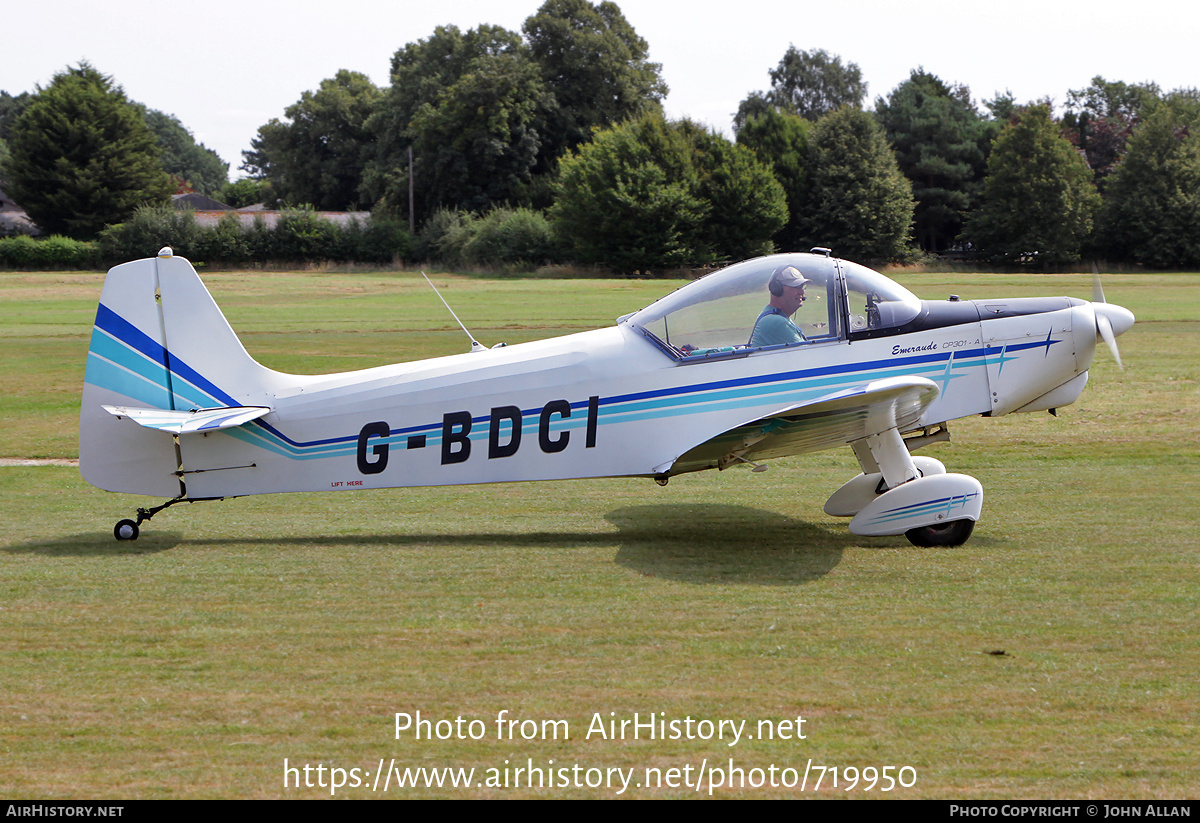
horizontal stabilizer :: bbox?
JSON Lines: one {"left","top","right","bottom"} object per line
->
{"left": 102, "top": 404, "right": 271, "bottom": 434}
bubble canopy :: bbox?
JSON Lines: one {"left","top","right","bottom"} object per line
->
{"left": 623, "top": 253, "right": 921, "bottom": 360}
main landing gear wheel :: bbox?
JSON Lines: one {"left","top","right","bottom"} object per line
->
{"left": 114, "top": 519, "right": 140, "bottom": 541}
{"left": 905, "top": 518, "right": 974, "bottom": 547}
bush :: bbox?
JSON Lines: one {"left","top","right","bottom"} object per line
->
{"left": 219, "top": 178, "right": 274, "bottom": 209}
{"left": 411, "top": 207, "right": 559, "bottom": 271}
{"left": 38, "top": 235, "right": 98, "bottom": 268}
{"left": 270, "top": 207, "right": 343, "bottom": 261}
{"left": 0, "top": 234, "right": 98, "bottom": 269}
{"left": 413, "top": 209, "right": 477, "bottom": 267}
{"left": 0, "top": 235, "right": 41, "bottom": 268}
{"left": 352, "top": 217, "right": 414, "bottom": 264}
{"left": 461, "top": 207, "right": 558, "bottom": 269}
{"left": 245, "top": 215, "right": 274, "bottom": 261}
{"left": 192, "top": 211, "right": 250, "bottom": 265}
{"left": 97, "top": 205, "right": 199, "bottom": 261}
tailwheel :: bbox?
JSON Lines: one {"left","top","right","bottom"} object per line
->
{"left": 114, "top": 519, "right": 140, "bottom": 541}
{"left": 905, "top": 518, "right": 974, "bottom": 547}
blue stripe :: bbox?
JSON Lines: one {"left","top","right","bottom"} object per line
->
{"left": 87, "top": 307, "right": 1064, "bottom": 464}
{"left": 94, "top": 304, "right": 169, "bottom": 369}
{"left": 867, "top": 493, "right": 979, "bottom": 525}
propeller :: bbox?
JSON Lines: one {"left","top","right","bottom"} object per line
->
{"left": 1090, "top": 264, "right": 1134, "bottom": 371}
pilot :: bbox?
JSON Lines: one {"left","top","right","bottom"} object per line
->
{"left": 749, "top": 264, "right": 812, "bottom": 347}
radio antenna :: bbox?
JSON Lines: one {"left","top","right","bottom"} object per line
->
{"left": 421, "top": 271, "right": 485, "bottom": 353}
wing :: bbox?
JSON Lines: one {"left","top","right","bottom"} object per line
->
{"left": 663, "top": 376, "right": 939, "bottom": 474}
{"left": 102, "top": 404, "right": 271, "bottom": 434}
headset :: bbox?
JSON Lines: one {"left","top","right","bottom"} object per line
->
{"left": 768, "top": 264, "right": 805, "bottom": 296}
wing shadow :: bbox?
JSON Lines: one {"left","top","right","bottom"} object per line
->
{"left": 605, "top": 503, "right": 851, "bottom": 584}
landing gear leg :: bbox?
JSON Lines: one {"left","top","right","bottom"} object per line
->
{"left": 843, "top": 428, "right": 983, "bottom": 546}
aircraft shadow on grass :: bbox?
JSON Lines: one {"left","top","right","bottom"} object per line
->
{"left": 4, "top": 504, "right": 921, "bottom": 585}
{"left": 606, "top": 503, "right": 853, "bottom": 583}
{"left": 2, "top": 533, "right": 182, "bottom": 557}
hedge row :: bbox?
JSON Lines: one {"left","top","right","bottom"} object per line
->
{"left": 98, "top": 206, "right": 414, "bottom": 265}
{"left": 0, "top": 234, "right": 101, "bottom": 269}
{"left": 0, "top": 206, "right": 415, "bottom": 269}
{"left": 1, "top": 205, "right": 564, "bottom": 271}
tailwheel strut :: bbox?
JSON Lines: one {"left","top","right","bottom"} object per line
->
{"left": 112, "top": 497, "right": 220, "bottom": 541}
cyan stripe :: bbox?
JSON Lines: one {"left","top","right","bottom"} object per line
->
{"left": 87, "top": 307, "right": 1062, "bottom": 465}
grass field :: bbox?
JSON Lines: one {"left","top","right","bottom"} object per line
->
{"left": 1, "top": 266, "right": 1197, "bottom": 798}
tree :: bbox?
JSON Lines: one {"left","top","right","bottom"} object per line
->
{"left": 875, "top": 69, "right": 987, "bottom": 252}
{"left": 737, "top": 47, "right": 866, "bottom": 127}
{"left": 1062, "top": 76, "right": 1163, "bottom": 186}
{"left": 0, "top": 91, "right": 32, "bottom": 172}
{"left": 688, "top": 124, "right": 787, "bottom": 261}
{"left": 217, "top": 178, "right": 273, "bottom": 209}
{"left": 552, "top": 116, "right": 704, "bottom": 270}
{"left": 361, "top": 6, "right": 666, "bottom": 220}
{"left": 799, "top": 106, "right": 914, "bottom": 263}
{"left": 362, "top": 24, "right": 538, "bottom": 219}
{"left": 1, "top": 63, "right": 172, "bottom": 238}
{"left": 1067, "top": 76, "right": 1162, "bottom": 122}
{"left": 523, "top": 0, "right": 667, "bottom": 167}
{"left": 736, "top": 108, "right": 811, "bottom": 250}
{"left": 379, "top": 24, "right": 525, "bottom": 133}
{"left": 732, "top": 92, "right": 774, "bottom": 133}
{"left": 552, "top": 116, "right": 785, "bottom": 270}
{"left": 245, "top": 70, "right": 380, "bottom": 210}
{"left": 1096, "top": 104, "right": 1200, "bottom": 268}
{"left": 0, "top": 91, "right": 33, "bottom": 141}
{"left": 406, "top": 53, "right": 553, "bottom": 214}
{"left": 1159, "top": 88, "right": 1200, "bottom": 122}
{"left": 143, "top": 108, "right": 228, "bottom": 197}
{"left": 982, "top": 91, "right": 1018, "bottom": 123}
{"left": 963, "top": 105, "right": 1100, "bottom": 265}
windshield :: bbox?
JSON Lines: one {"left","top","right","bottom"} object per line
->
{"left": 840, "top": 259, "right": 922, "bottom": 333}
{"left": 625, "top": 253, "right": 921, "bottom": 359}
{"left": 626, "top": 254, "right": 840, "bottom": 357}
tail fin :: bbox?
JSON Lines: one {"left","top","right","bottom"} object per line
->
{"left": 79, "top": 250, "right": 275, "bottom": 496}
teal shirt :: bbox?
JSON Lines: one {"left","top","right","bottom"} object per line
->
{"left": 750, "top": 306, "right": 806, "bottom": 347}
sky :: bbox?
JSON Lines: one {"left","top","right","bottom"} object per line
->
{"left": 4, "top": 0, "right": 1196, "bottom": 179}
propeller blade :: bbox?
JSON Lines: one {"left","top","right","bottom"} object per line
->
{"left": 1090, "top": 265, "right": 1132, "bottom": 370}
{"left": 1096, "top": 310, "right": 1124, "bottom": 371}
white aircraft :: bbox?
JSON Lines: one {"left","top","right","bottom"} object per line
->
{"left": 80, "top": 248, "right": 1133, "bottom": 546}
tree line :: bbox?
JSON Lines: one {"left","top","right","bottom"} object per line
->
{"left": 2, "top": 0, "right": 1199, "bottom": 270}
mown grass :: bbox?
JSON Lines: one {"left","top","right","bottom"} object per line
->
{"left": 1, "top": 266, "right": 1197, "bottom": 798}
